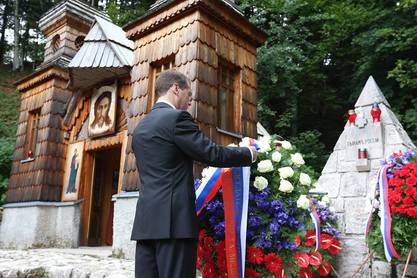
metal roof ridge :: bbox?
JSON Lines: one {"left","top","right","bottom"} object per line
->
{"left": 95, "top": 19, "right": 126, "bottom": 67}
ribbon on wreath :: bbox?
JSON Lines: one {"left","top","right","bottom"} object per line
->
{"left": 365, "top": 165, "right": 400, "bottom": 262}
{"left": 195, "top": 140, "right": 257, "bottom": 278}
{"left": 195, "top": 138, "right": 324, "bottom": 277}
{"left": 309, "top": 206, "right": 321, "bottom": 251}
{"left": 196, "top": 166, "right": 250, "bottom": 278}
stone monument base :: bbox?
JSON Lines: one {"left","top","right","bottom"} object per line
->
{"left": 112, "top": 191, "right": 138, "bottom": 259}
{"left": 0, "top": 201, "right": 81, "bottom": 249}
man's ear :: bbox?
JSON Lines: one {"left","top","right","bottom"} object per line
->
{"left": 172, "top": 83, "right": 180, "bottom": 96}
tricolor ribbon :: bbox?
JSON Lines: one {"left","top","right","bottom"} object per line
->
{"left": 309, "top": 206, "right": 321, "bottom": 251}
{"left": 378, "top": 165, "right": 400, "bottom": 261}
{"left": 196, "top": 167, "right": 250, "bottom": 278}
{"left": 366, "top": 165, "right": 400, "bottom": 261}
{"left": 195, "top": 139, "right": 258, "bottom": 278}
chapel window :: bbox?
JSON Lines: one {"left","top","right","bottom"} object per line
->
{"left": 25, "top": 109, "right": 41, "bottom": 158}
{"left": 148, "top": 56, "right": 176, "bottom": 111}
{"left": 217, "top": 61, "right": 240, "bottom": 134}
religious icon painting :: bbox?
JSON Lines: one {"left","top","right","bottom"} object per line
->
{"left": 88, "top": 83, "right": 117, "bottom": 138}
{"left": 62, "top": 141, "right": 84, "bottom": 201}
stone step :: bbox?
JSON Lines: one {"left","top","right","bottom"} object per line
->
{"left": 0, "top": 248, "right": 134, "bottom": 277}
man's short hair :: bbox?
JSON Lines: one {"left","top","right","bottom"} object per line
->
{"left": 155, "top": 70, "right": 190, "bottom": 97}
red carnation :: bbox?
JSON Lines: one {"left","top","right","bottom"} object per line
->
{"left": 203, "top": 237, "right": 214, "bottom": 258}
{"left": 246, "top": 245, "right": 263, "bottom": 265}
{"left": 406, "top": 176, "right": 417, "bottom": 186}
{"left": 245, "top": 268, "right": 260, "bottom": 278}
{"left": 309, "top": 251, "right": 323, "bottom": 266}
{"left": 197, "top": 251, "right": 203, "bottom": 269}
{"left": 202, "top": 259, "right": 216, "bottom": 278}
{"left": 217, "top": 240, "right": 226, "bottom": 258}
{"left": 204, "top": 236, "right": 214, "bottom": 250}
{"left": 408, "top": 163, "right": 417, "bottom": 172}
{"left": 405, "top": 185, "right": 417, "bottom": 197}
{"left": 305, "top": 231, "right": 316, "bottom": 247}
{"left": 264, "top": 253, "right": 283, "bottom": 274}
{"left": 219, "top": 272, "right": 228, "bottom": 278}
{"left": 317, "top": 260, "right": 331, "bottom": 276}
{"left": 403, "top": 196, "right": 414, "bottom": 207}
{"left": 216, "top": 241, "right": 227, "bottom": 272}
{"left": 407, "top": 207, "right": 417, "bottom": 217}
{"left": 300, "top": 267, "right": 313, "bottom": 278}
{"left": 199, "top": 229, "right": 207, "bottom": 241}
{"left": 329, "top": 238, "right": 342, "bottom": 255}
{"left": 395, "top": 169, "right": 409, "bottom": 178}
{"left": 320, "top": 234, "right": 333, "bottom": 250}
{"left": 295, "top": 252, "right": 310, "bottom": 268}
{"left": 197, "top": 244, "right": 204, "bottom": 268}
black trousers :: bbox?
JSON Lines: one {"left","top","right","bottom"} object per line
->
{"left": 135, "top": 239, "right": 197, "bottom": 278}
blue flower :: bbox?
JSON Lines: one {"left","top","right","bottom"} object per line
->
{"left": 269, "top": 219, "right": 280, "bottom": 236}
{"left": 213, "top": 221, "right": 225, "bottom": 239}
{"left": 248, "top": 215, "right": 262, "bottom": 228}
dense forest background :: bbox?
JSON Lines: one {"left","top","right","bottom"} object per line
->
{"left": 0, "top": 0, "right": 416, "bottom": 204}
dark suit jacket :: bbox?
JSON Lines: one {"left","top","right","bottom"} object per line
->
{"left": 131, "top": 102, "right": 252, "bottom": 240}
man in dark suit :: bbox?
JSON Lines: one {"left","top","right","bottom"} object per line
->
{"left": 131, "top": 70, "right": 257, "bottom": 278}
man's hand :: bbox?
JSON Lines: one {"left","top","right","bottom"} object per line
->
{"left": 249, "top": 146, "right": 257, "bottom": 162}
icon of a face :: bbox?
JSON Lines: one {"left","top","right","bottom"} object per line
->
{"left": 91, "top": 91, "right": 112, "bottom": 130}
{"left": 96, "top": 96, "right": 110, "bottom": 122}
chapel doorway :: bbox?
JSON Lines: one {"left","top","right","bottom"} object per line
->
{"left": 87, "top": 146, "right": 121, "bottom": 246}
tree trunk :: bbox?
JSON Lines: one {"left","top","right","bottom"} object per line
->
{"left": 20, "top": 24, "right": 29, "bottom": 70}
{"left": 0, "top": 0, "right": 10, "bottom": 64}
{"left": 12, "top": 0, "right": 22, "bottom": 71}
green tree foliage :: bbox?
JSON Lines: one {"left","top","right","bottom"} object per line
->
{"left": 237, "top": 0, "right": 417, "bottom": 172}
{"left": 1, "top": 0, "right": 417, "bottom": 202}
{"left": 106, "top": 0, "right": 153, "bottom": 26}
{"left": 0, "top": 68, "right": 21, "bottom": 205}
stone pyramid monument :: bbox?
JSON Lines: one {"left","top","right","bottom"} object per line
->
{"left": 317, "top": 76, "right": 415, "bottom": 277}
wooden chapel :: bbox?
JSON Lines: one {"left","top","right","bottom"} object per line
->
{"left": 0, "top": 0, "right": 266, "bottom": 253}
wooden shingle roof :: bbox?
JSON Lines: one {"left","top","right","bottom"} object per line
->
{"left": 68, "top": 17, "right": 134, "bottom": 89}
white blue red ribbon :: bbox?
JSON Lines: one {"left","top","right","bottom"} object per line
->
{"left": 196, "top": 166, "right": 249, "bottom": 278}
{"left": 378, "top": 165, "right": 400, "bottom": 261}
{"left": 195, "top": 139, "right": 258, "bottom": 278}
{"left": 310, "top": 206, "right": 321, "bottom": 251}
{"left": 195, "top": 167, "right": 223, "bottom": 215}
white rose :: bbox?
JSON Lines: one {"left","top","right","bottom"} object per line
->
{"left": 279, "top": 179, "right": 294, "bottom": 193}
{"left": 291, "top": 153, "right": 305, "bottom": 166}
{"left": 299, "top": 173, "right": 311, "bottom": 186}
{"left": 271, "top": 151, "right": 282, "bottom": 162}
{"left": 312, "top": 182, "right": 320, "bottom": 189}
{"left": 253, "top": 176, "right": 268, "bottom": 191}
{"left": 201, "top": 168, "right": 210, "bottom": 178}
{"left": 239, "top": 137, "right": 251, "bottom": 147}
{"left": 278, "top": 167, "right": 294, "bottom": 179}
{"left": 257, "top": 160, "right": 274, "bottom": 173}
{"left": 321, "top": 195, "right": 330, "bottom": 203}
{"left": 297, "top": 195, "right": 310, "bottom": 210}
{"left": 258, "top": 137, "right": 272, "bottom": 153}
{"left": 276, "top": 140, "right": 292, "bottom": 150}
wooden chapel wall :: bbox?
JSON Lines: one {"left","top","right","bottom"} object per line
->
{"left": 122, "top": 9, "right": 258, "bottom": 191}
{"left": 7, "top": 68, "right": 72, "bottom": 202}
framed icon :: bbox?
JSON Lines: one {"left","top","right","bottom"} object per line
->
{"left": 88, "top": 83, "right": 117, "bottom": 138}
{"left": 62, "top": 141, "right": 84, "bottom": 201}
